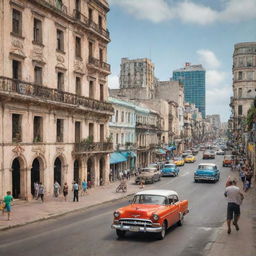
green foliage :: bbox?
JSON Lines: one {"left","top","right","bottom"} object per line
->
{"left": 246, "top": 102, "right": 256, "bottom": 130}
{"left": 81, "top": 136, "right": 93, "bottom": 144}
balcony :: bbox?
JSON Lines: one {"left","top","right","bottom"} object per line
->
{"left": 88, "top": 56, "right": 111, "bottom": 74}
{"left": 74, "top": 142, "right": 113, "bottom": 154}
{"left": 0, "top": 77, "right": 114, "bottom": 115}
{"left": 32, "top": 0, "right": 68, "bottom": 15}
{"left": 73, "top": 10, "right": 110, "bottom": 41}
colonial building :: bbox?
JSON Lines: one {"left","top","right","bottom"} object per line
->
{"left": 0, "top": 0, "right": 113, "bottom": 200}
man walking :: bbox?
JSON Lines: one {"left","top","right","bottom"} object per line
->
{"left": 38, "top": 182, "right": 45, "bottom": 202}
{"left": 53, "top": 181, "right": 60, "bottom": 197}
{"left": 224, "top": 180, "right": 244, "bottom": 234}
{"left": 73, "top": 181, "right": 79, "bottom": 202}
{"left": 3, "top": 191, "right": 13, "bottom": 221}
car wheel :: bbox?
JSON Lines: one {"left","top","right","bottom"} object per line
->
{"left": 151, "top": 178, "right": 154, "bottom": 184}
{"left": 116, "top": 229, "right": 126, "bottom": 238}
{"left": 156, "top": 221, "right": 167, "bottom": 240}
{"left": 177, "top": 213, "right": 184, "bottom": 226}
{"left": 176, "top": 172, "right": 179, "bottom": 176}
{"left": 194, "top": 179, "right": 198, "bottom": 183}
{"left": 158, "top": 176, "right": 161, "bottom": 181}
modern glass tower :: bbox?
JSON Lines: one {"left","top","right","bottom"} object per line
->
{"left": 173, "top": 63, "right": 206, "bottom": 118}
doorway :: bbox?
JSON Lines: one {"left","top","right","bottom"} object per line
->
{"left": 12, "top": 158, "right": 21, "bottom": 198}
{"left": 54, "top": 157, "right": 62, "bottom": 186}
{"left": 31, "top": 158, "right": 40, "bottom": 196}
{"left": 74, "top": 160, "right": 79, "bottom": 183}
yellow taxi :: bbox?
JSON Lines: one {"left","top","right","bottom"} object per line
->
{"left": 173, "top": 157, "right": 185, "bottom": 166}
{"left": 184, "top": 155, "right": 196, "bottom": 163}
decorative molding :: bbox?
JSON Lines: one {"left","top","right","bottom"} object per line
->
{"left": 56, "top": 54, "right": 67, "bottom": 70}
{"left": 12, "top": 145, "right": 25, "bottom": 156}
{"left": 31, "top": 46, "right": 46, "bottom": 65}
{"left": 10, "top": 0, "right": 25, "bottom": 10}
{"left": 10, "top": 39, "right": 26, "bottom": 59}
{"left": 56, "top": 147, "right": 64, "bottom": 155}
{"left": 74, "top": 60, "right": 85, "bottom": 75}
{"left": 32, "top": 146, "right": 45, "bottom": 157}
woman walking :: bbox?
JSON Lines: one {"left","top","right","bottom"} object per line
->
{"left": 63, "top": 182, "right": 69, "bottom": 202}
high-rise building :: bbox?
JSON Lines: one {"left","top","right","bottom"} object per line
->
{"left": 173, "top": 63, "right": 206, "bottom": 118}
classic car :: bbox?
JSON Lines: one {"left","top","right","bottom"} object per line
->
{"left": 160, "top": 164, "right": 179, "bottom": 177}
{"left": 194, "top": 163, "right": 220, "bottom": 183}
{"left": 135, "top": 167, "right": 161, "bottom": 184}
{"left": 216, "top": 149, "right": 225, "bottom": 155}
{"left": 111, "top": 189, "right": 189, "bottom": 239}
{"left": 182, "top": 150, "right": 192, "bottom": 158}
{"left": 203, "top": 150, "right": 215, "bottom": 159}
{"left": 223, "top": 155, "right": 235, "bottom": 167}
{"left": 173, "top": 157, "right": 185, "bottom": 166}
{"left": 191, "top": 148, "right": 199, "bottom": 155}
{"left": 184, "top": 155, "right": 196, "bottom": 163}
{"left": 148, "top": 163, "right": 160, "bottom": 170}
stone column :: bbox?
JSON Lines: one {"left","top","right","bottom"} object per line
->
{"left": 26, "top": 167, "right": 32, "bottom": 201}
{"left": 94, "top": 156, "right": 99, "bottom": 186}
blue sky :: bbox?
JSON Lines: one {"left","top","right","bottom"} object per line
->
{"left": 107, "top": 0, "right": 256, "bottom": 122}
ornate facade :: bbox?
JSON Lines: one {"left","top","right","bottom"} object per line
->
{"left": 0, "top": 0, "right": 113, "bottom": 200}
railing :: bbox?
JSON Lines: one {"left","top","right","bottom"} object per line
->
{"left": 0, "top": 77, "right": 114, "bottom": 114}
{"left": 73, "top": 10, "right": 110, "bottom": 40}
{"left": 74, "top": 142, "right": 113, "bottom": 153}
{"left": 88, "top": 56, "right": 111, "bottom": 72}
{"left": 33, "top": 0, "right": 68, "bottom": 14}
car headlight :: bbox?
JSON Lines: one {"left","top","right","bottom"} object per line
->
{"left": 152, "top": 214, "right": 159, "bottom": 221}
{"left": 114, "top": 211, "right": 120, "bottom": 218}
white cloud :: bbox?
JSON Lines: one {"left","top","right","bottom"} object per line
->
{"left": 197, "top": 50, "right": 221, "bottom": 69}
{"left": 110, "top": 0, "right": 256, "bottom": 25}
{"left": 206, "top": 70, "right": 227, "bottom": 88}
{"left": 108, "top": 75, "right": 120, "bottom": 89}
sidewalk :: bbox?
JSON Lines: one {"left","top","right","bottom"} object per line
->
{"left": 0, "top": 179, "right": 144, "bottom": 231}
{"left": 205, "top": 178, "right": 256, "bottom": 256}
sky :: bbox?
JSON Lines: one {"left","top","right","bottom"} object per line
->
{"left": 107, "top": 0, "right": 256, "bottom": 122}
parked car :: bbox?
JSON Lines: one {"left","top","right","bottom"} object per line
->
{"left": 216, "top": 149, "right": 225, "bottom": 155}
{"left": 135, "top": 167, "right": 161, "bottom": 184}
{"left": 173, "top": 157, "right": 185, "bottom": 166}
{"left": 148, "top": 163, "right": 159, "bottom": 170}
{"left": 184, "top": 155, "right": 196, "bottom": 163}
{"left": 194, "top": 163, "right": 220, "bottom": 183}
{"left": 182, "top": 150, "right": 192, "bottom": 158}
{"left": 111, "top": 189, "right": 189, "bottom": 239}
{"left": 223, "top": 155, "right": 235, "bottom": 167}
{"left": 203, "top": 150, "right": 215, "bottom": 159}
{"left": 160, "top": 163, "right": 179, "bottom": 177}
{"left": 191, "top": 148, "right": 199, "bottom": 155}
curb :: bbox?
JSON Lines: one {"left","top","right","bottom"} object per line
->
{"left": 0, "top": 191, "right": 136, "bottom": 231}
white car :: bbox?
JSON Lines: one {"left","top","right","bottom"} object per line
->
{"left": 216, "top": 149, "right": 225, "bottom": 155}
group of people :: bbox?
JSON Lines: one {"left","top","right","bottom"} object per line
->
{"left": 32, "top": 182, "right": 45, "bottom": 202}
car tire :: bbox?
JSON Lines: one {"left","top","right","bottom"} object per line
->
{"left": 116, "top": 229, "right": 126, "bottom": 238}
{"left": 194, "top": 179, "right": 198, "bottom": 183}
{"left": 151, "top": 178, "right": 154, "bottom": 184}
{"left": 177, "top": 213, "right": 184, "bottom": 226}
{"left": 156, "top": 221, "right": 167, "bottom": 240}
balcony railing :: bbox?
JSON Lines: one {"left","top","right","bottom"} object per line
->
{"left": 88, "top": 56, "right": 111, "bottom": 73}
{"left": 33, "top": 0, "right": 68, "bottom": 14}
{"left": 73, "top": 10, "right": 110, "bottom": 40}
{"left": 0, "top": 77, "right": 114, "bottom": 114}
{"left": 74, "top": 142, "right": 113, "bottom": 153}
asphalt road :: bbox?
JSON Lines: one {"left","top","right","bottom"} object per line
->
{"left": 0, "top": 153, "right": 232, "bottom": 256}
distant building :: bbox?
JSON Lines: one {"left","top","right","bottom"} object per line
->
{"left": 173, "top": 63, "right": 206, "bottom": 118}
{"left": 206, "top": 115, "right": 221, "bottom": 130}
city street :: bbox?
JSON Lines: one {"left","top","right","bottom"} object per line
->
{"left": 0, "top": 154, "right": 233, "bottom": 256}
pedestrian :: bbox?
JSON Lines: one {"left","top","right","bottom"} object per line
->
{"left": 224, "top": 180, "right": 244, "bottom": 234}
{"left": 127, "top": 171, "right": 131, "bottom": 180}
{"left": 63, "top": 182, "right": 68, "bottom": 202}
{"left": 245, "top": 170, "right": 253, "bottom": 189}
{"left": 240, "top": 170, "right": 245, "bottom": 184}
{"left": 81, "top": 179, "right": 87, "bottom": 196}
{"left": 38, "top": 182, "right": 45, "bottom": 202}
{"left": 33, "top": 181, "right": 39, "bottom": 199}
{"left": 53, "top": 181, "right": 60, "bottom": 197}
{"left": 73, "top": 181, "right": 79, "bottom": 202}
{"left": 2, "top": 191, "right": 13, "bottom": 221}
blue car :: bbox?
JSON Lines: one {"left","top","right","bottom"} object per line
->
{"left": 194, "top": 163, "right": 220, "bottom": 183}
{"left": 161, "top": 164, "right": 179, "bottom": 177}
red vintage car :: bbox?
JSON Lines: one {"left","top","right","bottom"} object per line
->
{"left": 111, "top": 189, "right": 189, "bottom": 239}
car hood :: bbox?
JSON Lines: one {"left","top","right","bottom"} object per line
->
{"left": 137, "top": 172, "right": 154, "bottom": 178}
{"left": 195, "top": 170, "right": 216, "bottom": 175}
{"left": 161, "top": 168, "right": 176, "bottom": 172}
{"left": 118, "top": 204, "right": 165, "bottom": 219}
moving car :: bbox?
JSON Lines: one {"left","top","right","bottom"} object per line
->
{"left": 184, "top": 155, "right": 196, "bottom": 163}
{"left": 223, "top": 155, "right": 235, "bottom": 167}
{"left": 173, "top": 157, "right": 185, "bottom": 166}
{"left": 182, "top": 150, "right": 192, "bottom": 158}
{"left": 135, "top": 167, "right": 161, "bottom": 184}
{"left": 111, "top": 189, "right": 189, "bottom": 239}
{"left": 194, "top": 163, "right": 220, "bottom": 183}
{"left": 203, "top": 150, "right": 215, "bottom": 159}
{"left": 216, "top": 149, "right": 225, "bottom": 155}
{"left": 160, "top": 163, "right": 179, "bottom": 177}
{"left": 191, "top": 148, "right": 199, "bottom": 155}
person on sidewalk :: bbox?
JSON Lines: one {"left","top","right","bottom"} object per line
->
{"left": 73, "top": 181, "right": 79, "bottom": 202}
{"left": 2, "top": 191, "right": 13, "bottom": 221}
{"left": 38, "top": 183, "right": 45, "bottom": 202}
{"left": 81, "top": 179, "right": 88, "bottom": 196}
{"left": 33, "top": 182, "right": 39, "bottom": 199}
{"left": 53, "top": 181, "right": 60, "bottom": 198}
{"left": 224, "top": 180, "right": 244, "bottom": 234}
{"left": 63, "top": 182, "right": 68, "bottom": 202}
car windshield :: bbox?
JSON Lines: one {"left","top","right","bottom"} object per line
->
{"left": 224, "top": 156, "right": 232, "bottom": 160}
{"left": 174, "top": 158, "right": 182, "bottom": 161}
{"left": 132, "top": 195, "right": 167, "bottom": 205}
{"left": 198, "top": 165, "right": 216, "bottom": 170}
{"left": 142, "top": 168, "right": 154, "bottom": 172}
{"left": 186, "top": 155, "right": 193, "bottom": 158}
{"left": 165, "top": 164, "right": 175, "bottom": 168}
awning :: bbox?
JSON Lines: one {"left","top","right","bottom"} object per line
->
{"left": 110, "top": 152, "right": 127, "bottom": 164}
{"left": 120, "top": 151, "right": 137, "bottom": 158}
{"left": 155, "top": 148, "right": 166, "bottom": 155}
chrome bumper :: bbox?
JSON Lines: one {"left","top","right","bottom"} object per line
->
{"left": 194, "top": 176, "right": 216, "bottom": 180}
{"left": 111, "top": 224, "right": 162, "bottom": 233}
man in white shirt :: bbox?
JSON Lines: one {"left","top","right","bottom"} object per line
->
{"left": 224, "top": 180, "right": 244, "bottom": 234}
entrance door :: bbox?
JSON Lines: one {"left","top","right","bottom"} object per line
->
{"left": 75, "top": 122, "right": 81, "bottom": 143}
{"left": 12, "top": 158, "right": 20, "bottom": 198}
{"left": 99, "top": 158, "right": 104, "bottom": 186}
{"left": 54, "top": 158, "right": 62, "bottom": 185}
{"left": 31, "top": 158, "right": 40, "bottom": 196}
{"left": 74, "top": 160, "right": 79, "bottom": 183}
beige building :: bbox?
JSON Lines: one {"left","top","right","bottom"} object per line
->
{"left": 0, "top": 0, "right": 113, "bottom": 200}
